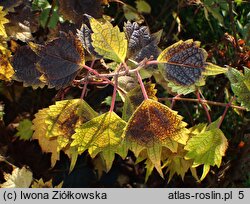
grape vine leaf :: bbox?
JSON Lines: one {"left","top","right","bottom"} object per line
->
{"left": 32, "top": 178, "right": 63, "bottom": 188}
{"left": 71, "top": 112, "right": 127, "bottom": 171}
{"left": 162, "top": 145, "right": 197, "bottom": 183}
{"left": 31, "top": 32, "right": 85, "bottom": 89}
{"left": 77, "top": 23, "right": 102, "bottom": 58}
{"left": 15, "top": 119, "right": 33, "bottom": 140}
{"left": 44, "top": 99, "right": 97, "bottom": 150}
{"left": 0, "top": 166, "right": 33, "bottom": 188}
{"left": 32, "top": 99, "right": 98, "bottom": 167}
{"left": 0, "top": 6, "right": 9, "bottom": 37}
{"left": 0, "top": 48, "right": 14, "bottom": 81}
{"left": 157, "top": 39, "right": 227, "bottom": 95}
{"left": 4, "top": 3, "right": 39, "bottom": 42}
{"left": 184, "top": 122, "right": 228, "bottom": 181}
{"left": 125, "top": 99, "right": 189, "bottom": 146}
{"left": 90, "top": 17, "right": 128, "bottom": 63}
{"left": 226, "top": 67, "right": 250, "bottom": 111}
{"left": 124, "top": 99, "right": 189, "bottom": 179}
{"left": 12, "top": 46, "right": 44, "bottom": 88}
{"left": 122, "top": 82, "right": 158, "bottom": 121}
{"left": 32, "top": 107, "right": 61, "bottom": 167}
{"left": 124, "top": 21, "right": 161, "bottom": 68}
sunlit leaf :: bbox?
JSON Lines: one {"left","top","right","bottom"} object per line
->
{"left": 71, "top": 112, "right": 127, "bottom": 171}
{"left": 185, "top": 123, "right": 228, "bottom": 180}
{"left": 124, "top": 99, "right": 189, "bottom": 179}
{"left": 32, "top": 178, "right": 63, "bottom": 188}
{"left": 4, "top": 3, "right": 39, "bottom": 42}
{"left": 0, "top": 6, "right": 9, "bottom": 37}
{"left": 162, "top": 145, "right": 194, "bottom": 183}
{"left": 227, "top": 67, "right": 250, "bottom": 111}
{"left": 77, "top": 24, "right": 102, "bottom": 58}
{"left": 90, "top": 17, "right": 127, "bottom": 63}
{"left": 0, "top": 167, "right": 33, "bottom": 188}
{"left": 144, "top": 159, "right": 155, "bottom": 181}
{"left": 203, "top": 63, "right": 228, "bottom": 76}
{"left": 117, "top": 75, "right": 137, "bottom": 101}
{"left": 32, "top": 107, "right": 60, "bottom": 167}
{"left": 15, "top": 119, "right": 33, "bottom": 140}
{"left": 157, "top": 39, "right": 227, "bottom": 95}
{"left": 33, "top": 99, "right": 97, "bottom": 167}
{"left": 158, "top": 40, "right": 205, "bottom": 85}
{"left": 124, "top": 21, "right": 160, "bottom": 65}
{"left": 125, "top": 99, "right": 189, "bottom": 146}
{"left": 45, "top": 99, "right": 97, "bottom": 149}
{"left": 122, "top": 82, "right": 158, "bottom": 121}
{"left": 0, "top": 48, "right": 14, "bottom": 81}
{"left": 32, "top": 32, "right": 85, "bottom": 89}
{"left": 12, "top": 46, "right": 44, "bottom": 88}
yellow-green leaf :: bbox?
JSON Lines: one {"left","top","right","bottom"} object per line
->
{"left": 226, "top": 67, "right": 250, "bottom": 111}
{"left": 32, "top": 107, "right": 60, "bottom": 167}
{"left": 90, "top": 17, "right": 127, "bottom": 63}
{"left": 162, "top": 145, "right": 194, "bottom": 183}
{"left": 16, "top": 119, "right": 33, "bottom": 140}
{"left": 122, "top": 82, "right": 158, "bottom": 121}
{"left": 184, "top": 126, "right": 228, "bottom": 180}
{"left": 71, "top": 112, "right": 127, "bottom": 171}
{"left": 32, "top": 178, "right": 63, "bottom": 188}
{"left": 203, "top": 62, "right": 228, "bottom": 76}
{"left": 147, "top": 142, "right": 163, "bottom": 178}
{"left": 32, "top": 99, "right": 97, "bottom": 167}
{"left": 0, "top": 6, "right": 9, "bottom": 38}
{"left": 45, "top": 99, "right": 97, "bottom": 148}
{"left": 0, "top": 48, "right": 14, "bottom": 81}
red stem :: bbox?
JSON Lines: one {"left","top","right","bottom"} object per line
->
{"left": 122, "top": 62, "right": 148, "bottom": 100}
{"left": 196, "top": 90, "right": 211, "bottom": 124}
{"left": 170, "top": 94, "right": 181, "bottom": 109}
{"left": 80, "top": 72, "right": 89, "bottom": 99}
{"left": 217, "top": 96, "right": 236, "bottom": 128}
{"left": 135, "top": 70, "right": 148, "bottom": 100}
{"left": 158, "top": 97, "right": 245, "bottom": 110}
{"left": 82, "top": 64, "right": 99, "bottom": 76}
{"left": 80, "top": 61, "right": 96, "bottom": 99}
{"left": 109, "top": 75, "right": 118, "bottom": 112}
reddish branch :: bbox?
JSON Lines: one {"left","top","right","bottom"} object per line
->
{"left": 217, "top": 96, "right": 236, "bottom": 128}
{"left": 159, "top": 96, "right": 245, "bottom": 111}
{"left": 196, "top": 90, "right": 212, "bottom": 124}
{"left": 76, "top": 58, "right": 246, "bottom": 123}
{"left": 110, "top": 74, "right": 118, "bottom": 112}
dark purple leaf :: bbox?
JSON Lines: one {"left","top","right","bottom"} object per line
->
{"left": 35, "top": 32, "right": 85, "bottom": 89}
{"left": 12, "top": 46, "right": 44, "bottom": 88}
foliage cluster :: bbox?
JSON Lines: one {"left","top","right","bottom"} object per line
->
{"left": 0, "top": 0, "right": 249, "bottom": 187}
